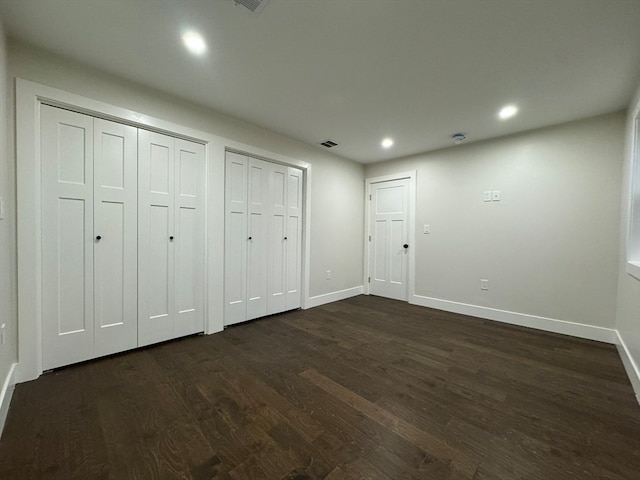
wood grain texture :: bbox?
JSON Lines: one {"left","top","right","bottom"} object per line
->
{"left": 1, "top": 295, "right": 639, "bottom": 479}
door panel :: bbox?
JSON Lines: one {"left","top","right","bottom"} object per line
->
{"left": 138, "top": 130, "right": 175, "bottom": 346}
{"left": 285, "top": 167, "right": 303, "bottom": 310}
{"left": 93, "top": 119, "right": 137, "bottom": 357}
{"left": 246, "top": 158, "right": 269, "bottom": 320}
{"left": 41, "top": 105, "right": 95, "bottom": 369}
{"left": 224, "top": 152, "right": 248, "bottom": 325}
{"left": 174, "top": 139, "right": 205, "bottom": 337}
{"left": 369, "top": 178, "right": 409, "bottom": 301}
{"left": 267, "top": 164, "right": 287, "bottom": 315}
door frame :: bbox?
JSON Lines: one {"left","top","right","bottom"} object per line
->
{"left": 15, "top": 78, "right": 312, "bottom": 382}
{"left": 364, "top": 171, "right": 416, "bottom": 300}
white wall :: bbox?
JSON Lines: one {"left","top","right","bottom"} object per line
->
{"left": 0, "top": 18, "right": 18, "bottom": 432}
{"left": 7, "top": 39, "right": 365, "bottom": 301}
{"left": 366, "top": 113, "right": 625, "bottom": 337}
{"left": 616, "top": 82, "right": 640, "bottom": 400}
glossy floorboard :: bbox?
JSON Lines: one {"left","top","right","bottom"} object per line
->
{"left": 1, "top": 295, "right": 639, "bottom": 479}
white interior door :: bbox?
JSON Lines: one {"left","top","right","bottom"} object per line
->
{"left": 247, "top": 158, "right": 269, "bottom": 320}
{"left": 174, "top": 139, "right": 205, "bottom": 337}
{"left": 41, "top": 105, "right": 95, "bottom": 370}
{"left": 285, "top": 167, "right": 303, "bottom": 310}
{"left": 224, "top": 152, "right": 248, "bottom": 325}
{"left": 369, "top": 178, "right": 410, "bottom": 301}
{"left": 93, "top": 118, "right": 138, "bottom": 357}
{"left": 267, "top": 163, "right": 288, "bottom": 315}
{"left": 138, "top": 130, "right": 175, "bottom": 346}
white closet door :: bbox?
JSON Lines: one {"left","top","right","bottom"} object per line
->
{"left": 369, "top": 178, "right": 410, "bottom": 301}
{"left": 93, "top": 119, "right": 138, "bottom": 356}
{"left": 285, "top": 167, "right": 303, "bottom": 310}
{"left": 174, "top": 138, "right": 205, "bottom": 337}
{"left": 41, "top": 105, "right": 95, "bottom": 370}
{"left": 246, "top": 158, "right": 269, "bottom": 320}
{"left": 266, "top": 163, "right": 288, "bottom": 315}
{"left": 138, "top": 130, "right": 175, "bottom": 346}
{"left": 224, "top": 152, "right": 248, "bottom": 325}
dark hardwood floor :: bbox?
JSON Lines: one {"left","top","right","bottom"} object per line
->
{"left": 1, "top": 295, "right": 639, "bottom": 479}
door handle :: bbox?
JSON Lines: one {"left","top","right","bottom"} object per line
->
{"left": 169, "top": 236, "right": 174, "bottom": 241}
{"left": 248, "top": 236, "right": 252, "bottom": 240}
{"left": 403, "top": 244, "right": 409, "bottom": 249}
{"left": 96, "top": 235, "right": 102, "bottom": 241}
{"left": 284, "top": 236, "right": 287, "bottom": 240}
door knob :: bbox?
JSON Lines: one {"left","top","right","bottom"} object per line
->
{"left": 403, "top": 244, "right": 409, "bottom": 249}
{"left": 248, "top": 236, "right": 252, "bottom": 240}
{"left": 284, "top": 236, "right": 288, "bottom": 240}
{"left": 96, "top": 235, "right": 102, "bottom": 241}
{"left": 169, "top": 236, "right": 174, "bottom": 241}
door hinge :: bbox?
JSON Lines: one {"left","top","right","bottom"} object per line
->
{"left": 368, "top": 235, "right": 371, "bottom": 241}
{"left": 369, "top": 194, "right": 372, "bottom": 200}
{"left": 368, "top": 276, "right": 370, "bottom": 283}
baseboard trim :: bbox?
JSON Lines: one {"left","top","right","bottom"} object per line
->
{"left": 616, "top": 332, "right": 640, "bottom": 405}
{"left": 0, "top": 362, "right": 17, "bottom": 439}
{"left": 305, "top": 286, "right": 364, "bottom": 309}
{"left": 411, "top": 294, "right": 617, "bottom": 344}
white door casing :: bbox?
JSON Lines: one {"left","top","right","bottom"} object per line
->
{"left": 368, "top": 178, "right": 411, "bottom": 301}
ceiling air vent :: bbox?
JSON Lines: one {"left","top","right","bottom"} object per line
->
{"left": 319, "top": 140, "right": 339, "bottom": 148}
{"left": 232, "top": 0, "right": 271, "bottom": 15}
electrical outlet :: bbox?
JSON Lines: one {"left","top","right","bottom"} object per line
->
{"left": 326, "top": 270, "right": 331, "bottom": 280}
{"left": 0, "top": 324, "right": 5, "bottom": 345}
{"left": 492, "top": 190, "right": 501, "bottom": 201}
{"left": 480, "top": 279, "right": 489, "bottom": 290}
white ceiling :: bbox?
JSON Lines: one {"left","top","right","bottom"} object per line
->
{"left": 1, "top": 0, "right": 639, "bottom": 164}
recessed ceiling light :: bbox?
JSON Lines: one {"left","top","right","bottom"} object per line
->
{"left": 498, "top": 104, "right": 518, "bottom": 120}
{"left": 182, "top": 31, "right": 207, "bottom": 55}
{"left": 381, "top": 138, "right": 394, "bottom": 148}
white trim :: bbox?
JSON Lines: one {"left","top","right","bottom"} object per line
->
{"left": 305, "top": 286, "right": 364, "bottom": 309}
{"left": 625, "top": 87, "right": 640, "bottom": 272}
{"left": 15, "top": 78, "right": 312, "bottom": 382}
{"left": 0, "top": 363, "right": 17, "bottom": 438}
{"left": 411, "top": 294, "right": 618, "bottom": 344}
{"left": 616, "top": 331, "right": 640, "bottom": 405}
{"left": 363, "top": 171, "right": 416, "bottom": 300}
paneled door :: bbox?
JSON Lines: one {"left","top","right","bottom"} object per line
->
{"left": 42, "top": 106, "right": 95, "bottom": 369}
{"left": 93, "top": 118, "right": 138, "bottom": 357}
{"left": 224, "top": 152, "right": 304, "bottom": 325}
{"left": 369, "top": 178, "right": 410, "bottom": 301}
{"left": 138, "top": 131, "right": 205, "bottom": 346}
{"left": 41, "top": 106, "right": 138, "bottom": 369}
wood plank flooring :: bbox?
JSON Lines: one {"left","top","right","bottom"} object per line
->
{"left": 1, "top": 295, "right": 639, "bottom": 479}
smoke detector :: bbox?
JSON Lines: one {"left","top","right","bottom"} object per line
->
{"left": 451, "top": 133, "right": 466, "bottom": 145}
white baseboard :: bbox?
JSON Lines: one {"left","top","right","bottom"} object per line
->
{"left": 616, "top": 331, "right": 640, "bottom": 405}
{"left": 305, "top": 286, "right": 364, "bottom": 309}
{"left": 411, "top": 294, "right": 617, "bottom": 344}
{"left": 0, "top": 362, "right": 17, "bottom": 439}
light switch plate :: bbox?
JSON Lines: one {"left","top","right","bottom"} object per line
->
{"left": 484, "top": 191, "right": 492, "bottom": 202}
{"left": 0, "top": 196, "right": 4, "bottom": 220}
{"left": 423, "top": 224, "right": 431, "bottom": 234}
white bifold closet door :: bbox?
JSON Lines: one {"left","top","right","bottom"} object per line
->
{"left": 224, "top": 151, "right": 302, "bottom": 326}
{"left": 41, "top": 105, "right": 138, "bottom": 370}
{"left": 138, "top": 130, "right": 205, "bottom": 346}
